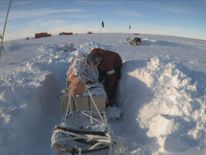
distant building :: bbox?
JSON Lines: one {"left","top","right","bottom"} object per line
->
{"left": 59, "top": 32, "right": 73, "bottom": 35}
{"left": 87, "top": 31, "right": 93, "bottom": 34}
{"left": 35, "top": 32, "right": 51, "bottom": 39}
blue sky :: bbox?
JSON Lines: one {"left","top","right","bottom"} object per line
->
{"left": 0, "top": 0, "right": 206, "bottom": 40}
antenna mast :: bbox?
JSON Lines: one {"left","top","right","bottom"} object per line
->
{"left": 0, "top": 0, "right": 13, "bottom": 59}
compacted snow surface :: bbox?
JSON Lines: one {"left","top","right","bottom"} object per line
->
{"left": 0, "top": 33, "right": 206, "bottom": 155}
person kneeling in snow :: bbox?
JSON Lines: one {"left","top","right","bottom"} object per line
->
{"left": 87, "top": 48, "right": 122, "bottom": 106}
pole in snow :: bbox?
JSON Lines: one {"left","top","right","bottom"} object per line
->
{"left": 99, "top": 21, "right": 105, "bottom": 43}
{"left": 129, "top": 25, "right": 132, "bottom": 35}
{"left": 101, "top": 21, "right": 104, "bottom": 28}
{"left": 100, "top": 21, "right": 105, "bottom": 33}
{"left": 0, "top": 0, "right": 13, "bottom": 59}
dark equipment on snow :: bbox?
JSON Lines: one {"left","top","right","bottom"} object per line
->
{"left": 127, "top": 37, "right": 141, "bottom": 46}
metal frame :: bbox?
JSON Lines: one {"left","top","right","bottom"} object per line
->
{"left": 52, "top": 84, "right": 112, "bottom": 154}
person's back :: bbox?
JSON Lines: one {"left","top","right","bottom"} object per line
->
{"left": 91, "top": 48, "right": 122, "bottom": 71}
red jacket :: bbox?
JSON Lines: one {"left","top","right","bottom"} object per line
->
{"left": 91, "top": 48, "right": 122, "bottom": 100}
{"left": 91, "top": 48, "right": 122, "bottom": 71}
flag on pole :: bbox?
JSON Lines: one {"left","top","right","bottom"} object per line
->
{"left": 101, "top": 21, "right": 104, "bottom": 28}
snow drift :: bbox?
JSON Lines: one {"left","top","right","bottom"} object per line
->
{"left": 117, "top": 55, "right": 206, "bottom": 153}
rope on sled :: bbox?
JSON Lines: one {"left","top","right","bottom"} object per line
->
{"left": 65, "top": 75, "right": 106, "bottom": 124}
{"left": 86, "top": 86, "right": 105, "bottom": 123}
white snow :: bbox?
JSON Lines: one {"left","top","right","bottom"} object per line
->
{"left": 0, "top": 33, "right": 206, "bottom": 155}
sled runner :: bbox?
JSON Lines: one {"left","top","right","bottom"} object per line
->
{"left": 51, "top": 83, "right": 113, "bottom": 154}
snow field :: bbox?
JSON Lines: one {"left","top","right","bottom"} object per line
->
{"left": 0, "top": 34, "right": 206, "bottom": 155}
